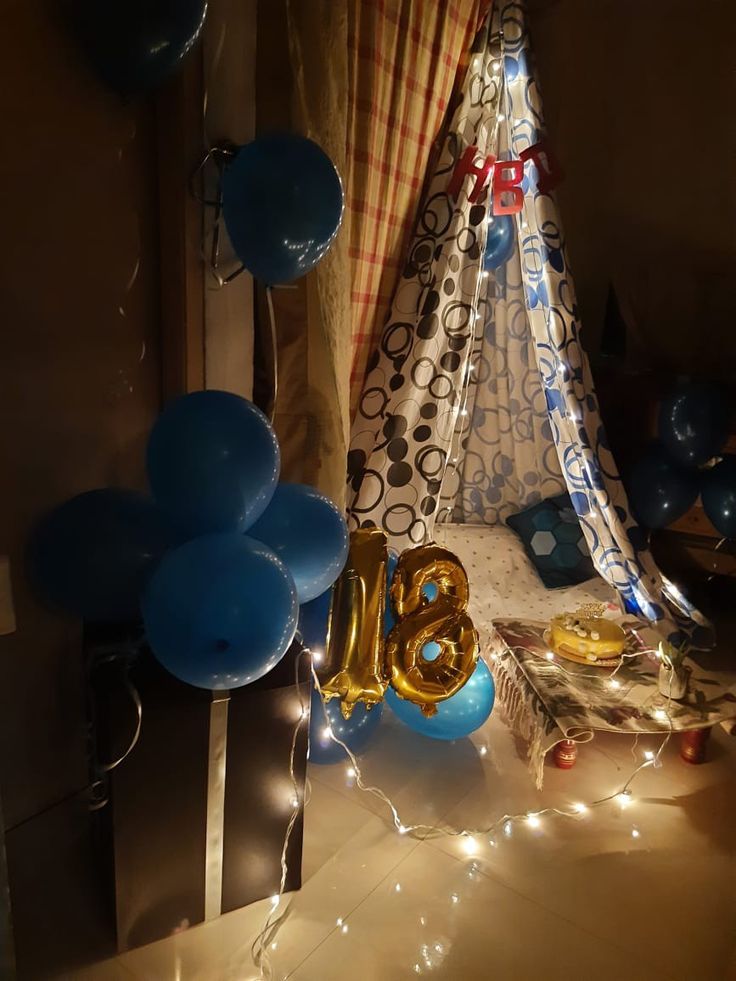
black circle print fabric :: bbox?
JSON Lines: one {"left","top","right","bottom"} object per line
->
{"left": 348, "top": 18, "right": 503, "bottom": 549}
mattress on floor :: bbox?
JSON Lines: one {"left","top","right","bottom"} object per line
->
{"left": 435, "top": 522, "right": 618, "bottom": 629}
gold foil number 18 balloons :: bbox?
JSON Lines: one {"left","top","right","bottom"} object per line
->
{"left": 386, "top": 544, "right": 479, "bottom": 717}
{"left": 318, "top": 531, "right": 479, "bottom": 718}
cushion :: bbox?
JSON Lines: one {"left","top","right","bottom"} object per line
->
{"left": 505, "top": 493, "right": 597, "bottom": 589}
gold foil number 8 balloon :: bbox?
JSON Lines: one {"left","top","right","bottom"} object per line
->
{"left": 386, "top": 544, "right": 479, "bottom": 717}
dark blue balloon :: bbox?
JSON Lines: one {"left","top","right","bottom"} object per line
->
{"left": 483, "top": 214, "right": 515, "bottom": 271}
{"left": 248, "top": 483, "right": 348, "bottom": 603}
{"left": 385, "top": 659, "right": 495, "bottom": 741}
{"left": 221, "top": 134, "right": 344, "bottom": 284}
{"left": 142, "top": 533, "right": 298, "bottom": 689}
{"left": 147, "top": 391, "right": 280, "bottom": 538}
{"left": 658, "top": 384, "right": 729, "bottom": 467}
{"left": 28, "top": 489, "right": 173, "bottom": 622}
{"left": 71, "top": 0, "right": 207, "bottom": 95}
{"left": 309, "top": 687, "right": 383, "bottom": 764}
{"left": 627, "top": 445, "right": 699, "bottom": 529}
{"left": 702, "top": 456, "right": 736, "bottom": 538}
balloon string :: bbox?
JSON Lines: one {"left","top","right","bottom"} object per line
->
{"left": 265, "top": 285, "right": 279, "bottom": 423}
{"left": 202, "top": 20, "right": 227, "bottom": 152}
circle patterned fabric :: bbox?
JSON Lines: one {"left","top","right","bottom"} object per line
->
{"left": 347, "top": 1, "right": 710, "bottom": 648}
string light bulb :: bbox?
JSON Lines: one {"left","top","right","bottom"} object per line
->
{"left": 617, "top": 790, "right": 633, "bottom": 809}
{"left": 526, "top": 813, "right": 541, "bottom": 829}
{"left": 461, "top": 835, "right": 478, "bottom": 856}
{"left": 572, "top": 802, "right": 587, "bottom": 815}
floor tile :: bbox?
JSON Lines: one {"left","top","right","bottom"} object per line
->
{"left": 310, "top": 710, "right": 495, "bottom": 830}
{"left": 429, "top": 726, "right": 736, "bottom": 981}
{"left": 65, "top": 701, "right": 736, "bottom": 981}
{"left": 289, "top": 844, "right": 675, "bottom": 981}
{"left": 100, "top": 782, "right": 418, "bottom": 981}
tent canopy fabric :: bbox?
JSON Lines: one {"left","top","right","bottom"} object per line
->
{"left": 347, "top": 0, "right": 710, "bottom": 648}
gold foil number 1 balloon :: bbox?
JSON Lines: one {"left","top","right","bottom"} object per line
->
{"left": 319, "top": 528, "right": 389, "bottom": 718}
{"left": 386, "top": 544, "right": 479, "bottom": 717}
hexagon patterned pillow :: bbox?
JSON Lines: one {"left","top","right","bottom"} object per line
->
{"left": 505, "top": 493, "right": 597, "bottom": 589}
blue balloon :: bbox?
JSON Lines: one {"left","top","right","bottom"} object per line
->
{"left": 248, "top": 483, "right": 348, "bottom": 603}
{"left": 658, "top": 384, "right": 729, "bottom": 467}
{"left": 221, "top": 134, "right": 344, "bottom": 284}
{"left": 627, "top": 445, "right": 699, "bottom": 529}
{"left": 386, "top": 658, "right": 495, "bottom": 741}
{"left": 71, "top": 0, "right": 207, "bottom": 95}
{"left": 483, "top": 214, "right": 515, "bottom": 271}
{"left": 28, "top": 489, "right": 173, "bottom": 622}
{"left": 147, "top": 390, "right": 280, "bottom": 538}
{"left": 142, "top": 534, "right": 298, "bottom": 689}
{"left": 298, "top": 588, "right": 332, "bottom": 651}
{"left": 309, "top": 687, "right": 383, "bottom": 764}
{"left": 702, "top": 455, "right": 736, "bottom": 538}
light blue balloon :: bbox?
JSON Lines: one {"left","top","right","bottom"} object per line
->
{"left": 309, "top": 688, "right": 383, "bottom": 765}
{"left": 142, "top": 533, "right": 298, "bottom": 690}
{"left": 222, "top": 134, "right": 344, "bottom": 284}
{"left": 249, "top": 483, "right": 349, "bottom": 603}
{"left": 146, "top": 390, "right": 280, "bottom": 538}
{"left": 483, "top": 213, "right": 515, "bottom": 271}
{"left": 386, "top": 659, "right": 495, "bottom": 741}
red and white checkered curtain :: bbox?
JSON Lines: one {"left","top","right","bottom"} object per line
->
{"left": 347, "top": 0, "right": 483, "bottom": 417}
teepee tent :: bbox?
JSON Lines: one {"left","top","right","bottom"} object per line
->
{"left": 347, "top": 0, "right": 708, "bottom": 647}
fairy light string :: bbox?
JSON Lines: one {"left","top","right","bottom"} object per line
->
{"left": 250, "top": 634, "right": 678, "bottom": 977}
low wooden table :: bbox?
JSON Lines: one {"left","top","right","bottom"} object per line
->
{"left": 489, "top": 618, "right": 736, "bottom": 788}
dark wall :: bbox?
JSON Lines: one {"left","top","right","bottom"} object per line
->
{"left": 0, "top": 2, "right": 161, "bottom": 835}
{"left": 528, "top": 0, "right": 735, "bottom": 379}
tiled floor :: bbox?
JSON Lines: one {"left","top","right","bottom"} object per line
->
{"left": 72, "top": 709, "right": 736, "bottom": 981}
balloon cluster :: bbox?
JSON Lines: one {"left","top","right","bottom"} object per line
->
{"left": 29, "top": 391, "right": 349, "bottom": 691}
{"left": 628, "top": 383, "right": 734, "bottom": 537}
{"left": 303, "top": 535, "right": 495, "bottom": 764}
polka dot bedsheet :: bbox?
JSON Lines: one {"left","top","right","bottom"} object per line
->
{"left": 435, "top": 523, "right": 618, "bottom": 629}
